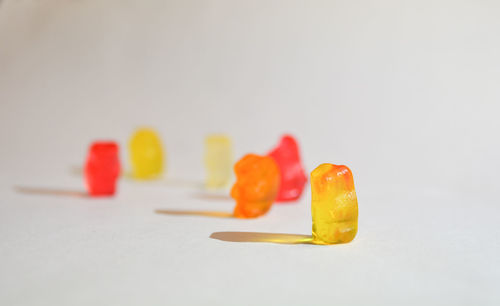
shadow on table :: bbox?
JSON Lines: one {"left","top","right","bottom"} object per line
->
{"left": 191, "top": 192, "right": 231, "bottom": 201}
{"left": 14, "top": 186, "right": 88, "bottom": 198}
{"left": 70, "top": 166, "right": 203, "bottom": 188}
{"left": 155, "top": 209, "right": 234, "bottom": 218}
{"left": 209, "top": 231, "right": 314, "bottom": 245}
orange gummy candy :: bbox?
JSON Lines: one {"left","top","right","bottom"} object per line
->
{"left": 230, "top": 154, "right": 280, "bottom": 218}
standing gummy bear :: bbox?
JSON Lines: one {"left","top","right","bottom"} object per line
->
{"left": 268, "top": 135, "right": 307, "bottom": 202}
{"left": 204, "top": 134, "right": 233, "bottom": 189}
{"left": 129, "top": 128, "right": 164, "bottom": 179}
{"left": 311, "top": 164, "right": 358, "bottom": 244}
{"left": 84, "top": 141, "right": 121, "bottom": 196}
{"left": 230, "top": 154, "right": 280, "bottom": 218}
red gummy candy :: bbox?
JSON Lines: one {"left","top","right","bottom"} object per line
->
{"left": 84, "top": 142, "right": 121, "bottom": 196}
{"left": 268, "top": 135, "right": 307, "bottom": 202}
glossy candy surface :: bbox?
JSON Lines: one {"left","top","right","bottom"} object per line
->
{"left": 268, "top": 135, "right": 307, "bottom": 202}
{"left": 204, "top": 135, "right": 233, "bottom": 189}
{"left": 230, "top": 154, "right": 280, "bottom": 218}
{"left": 85, "top": 142, "right": 120, "bottom": 196}
{"left": 129, "top": 128, "right": 164, "bottom": 179}
{"left": 311, "top": 164, "right": 358, "bottom": 244}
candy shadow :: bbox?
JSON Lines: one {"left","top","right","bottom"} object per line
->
{"left": 155, "top": 209, "right": 234, "bottom": 218}
{"left": 14, "top": 186, "right": 88, "bottom": 198}
{"left": 191, "top": 192, "right": 231, "bottom": 201}
{"left": 128, "top": 175, "right": 203, "bottom": 188}
{"left": 70, "top": 166, "right": 203, "bottom": 188}
{"left": 210, "top": 231, "right": 314, "bottom": 245}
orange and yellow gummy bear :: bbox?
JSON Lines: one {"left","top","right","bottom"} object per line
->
{"left": 311, "top": 163, "right": 358, "bottom": 244}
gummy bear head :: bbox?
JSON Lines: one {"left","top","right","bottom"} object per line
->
{"left": 86, "top": 141, "right": 120, "bottom": 177}
{"left": 269, "top": 135, "right": 300, "bottom": 160}
{"left": 310, "top": 164, "right": 355, "bottom": 201}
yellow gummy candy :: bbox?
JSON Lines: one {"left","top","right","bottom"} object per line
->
{"left": 204, "top": 135, "right": 233, "bottom": 188}
{"left": 129, "top": 128, "right": 164, "bottom": 179}
{"left": 311, "top": 163, "right": 358, "bottom": 244}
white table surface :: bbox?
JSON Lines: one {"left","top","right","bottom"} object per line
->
{"left": 1, "top": 0, "right": 499, "bottom": 305}
{"left": 1, "top": 174, "right": 499, "bottom": 305}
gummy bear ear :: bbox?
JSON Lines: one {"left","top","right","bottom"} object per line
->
{"left": 280, "top": 134, "right": 296, "bottom": 145}
{"left": 338, "top": 165, "right": 355, "bottom": 191}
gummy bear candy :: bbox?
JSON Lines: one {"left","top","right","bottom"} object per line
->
{"left": 84, "top": 141, "right": 121, "bottom": 196}
{"left": 230, "top": 154, "right": 280, "bottom": 218}
{"left": 129, "top": 128, "right": 164, "bottom": 179}
{"left": 204, "top": 134, "right": 233, "bottom": 189}
{"left": 311, "top": 164, "right": 358, "bottom": 244}
{"left": 268, "top": 135, "right": 307, "bottom": 202}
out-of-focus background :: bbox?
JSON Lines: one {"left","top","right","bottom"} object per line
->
{"left": 0, "top": 1, "right": 499, "bottom": 305}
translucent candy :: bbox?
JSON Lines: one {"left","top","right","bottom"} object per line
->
{"left": 204, "top": 135, "right": 233, "bottom": 189}
{"left": 84, "top": 141, "right": 120, "bottom": 196}
{"left": 268, "top": 135, "right": 307, "bottom": 202}
{"left": 311, "top": 164, "right": 358, "bottom": 244}
{"left": 129, "top": 128, "right": 164, "bottom": 179}
{"left": 231, "top": 154, "right": 280, "bottom": 218}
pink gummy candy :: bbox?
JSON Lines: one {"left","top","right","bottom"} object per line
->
{"left": 84, "top": 141, "right": 121, "bottom": 196}
{"left": 267, "top": 135, "right": 307, "bottom": 202}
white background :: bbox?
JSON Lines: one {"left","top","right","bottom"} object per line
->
{"left": 1, "top": 0, "right": 499, "bottom": 305}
